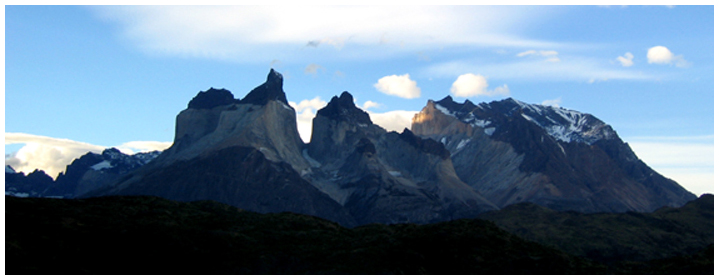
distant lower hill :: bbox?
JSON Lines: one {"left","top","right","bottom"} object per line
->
{"left": 477, "top": 194, "right": 714, "bottom": 265}
{"left": 5, "top": 195, "right": 713, "bottom": 275}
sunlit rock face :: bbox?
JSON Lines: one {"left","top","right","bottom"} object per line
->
{"left": 159, "top": 69, "right": 309, "bottom": 174}
{"left": 412, "top": 96, "right": 696, "bottom": 213}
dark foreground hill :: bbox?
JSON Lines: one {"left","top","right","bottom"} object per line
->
{"left": 478, "top": 194, "right": 714, "bottom": 265}
{"left": 6, "top": 195, "right": 713, "bottom": 275}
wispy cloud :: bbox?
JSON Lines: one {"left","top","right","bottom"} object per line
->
{"left": 422, "top": 56, "right": 653, "bottom": 82}
{"left": 91, "top": 6, "right": 564, "bottom": 63}
{"left": 304, "top": 63, "right": 325, "bottom": 75}
{"left": 517, "top": 49, "right": 560, "bottom": 62}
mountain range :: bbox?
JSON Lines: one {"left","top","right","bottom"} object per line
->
{"left": 5, "top": 148, "right": 160, "bottom": 198}
{"left": 6, "top": 69, "right": 699, "bottom": 227}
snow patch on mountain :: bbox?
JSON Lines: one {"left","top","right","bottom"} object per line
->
{"left": 512, "top": 99, "right": 615, "bottom": 144}
{"left": 434, "top": 104, "right": 453, "bottom": 116}
{"left": 456, "top": 139, "right": 471, "bottom": 151}
{"left": 473, "top": 119, "right": 491, "bottom": 128}
{"left": 434, "top": 97, "right": 616, "bottom": 145}
{"left": 91, "top": 160, "right": 113, "bottom": 171}
{"left": 484, "top": 127, "right": 496, "bottom": 136}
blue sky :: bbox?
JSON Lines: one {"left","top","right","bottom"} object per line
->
{"left": 3, "top": 5, "right": 714, "bottom": 195}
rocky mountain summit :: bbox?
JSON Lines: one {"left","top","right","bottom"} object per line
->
{"left": 411, "top": 96, "right": 696, "bottom": 213}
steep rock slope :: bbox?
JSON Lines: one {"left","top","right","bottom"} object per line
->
{"left": 94, "top": 70, "right": 356, "bottom": 226}
{"left": 156, "top": 69, "right": 309, "bottom": 174}
{"left": 411, "top": 96, "right": 696, "bottom": 212}
{"left": 305, "top": 92, "right": 497, "bottom": 225}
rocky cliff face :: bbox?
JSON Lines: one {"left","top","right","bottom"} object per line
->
{"left": 304, "top": 92, "right": 497, "bottom": 225}
{"left": 411, "top": 96, "right": 696, "bottom": 213}
{"left": 155, "top": 69, "right": 308, "bottom": 175}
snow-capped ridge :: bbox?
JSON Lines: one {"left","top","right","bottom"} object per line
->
{"left": 429, "top": 97, "right": 617, "bottom": 144}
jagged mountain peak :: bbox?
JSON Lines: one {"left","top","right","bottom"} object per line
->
{"left": 187, "top": 88, "right": 238, "bottom": 110}
{"left": 492, "top": 98, "right": 617, "bottom": 144}
{"left": 239, "top": 68, "right": 289, "bottom": 106}
{"left": 316, "top": 91, "right": 372, "bottom": 125}
{"left": 428, "top": 96, "right": 616, "bottom": 144}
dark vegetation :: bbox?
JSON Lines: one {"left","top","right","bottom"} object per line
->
{"left": 5, "top": 195, "right": 713, "bottom": 275}
{"left": 477, "top": 194, "right": 714, "bottom": 263}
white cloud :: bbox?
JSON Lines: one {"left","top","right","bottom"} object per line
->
{"left": 450, "top": 73, "right": 510, "bottom": 98}
{"left": 647, "top": 46, "right": 690, "bottom": 67}
{"left": 289, "top": 97, "right": 328, "bottom": 143}
{"left": 616, "top": 52, "right": 634, "bottom": 67}
{"left": 541, "top": 98, "right": 562, "bottom": 108}
{"left": 647, "top": 46, "right": 673, "bottom": 64}
{"left": 374, "top": 74, "right": 421, "bottom": 99}
{"left": 367, "top": 110, "right": 418, "bottom": 133}
{"left": 362, "top": 100, "right": 382, "bottom": 110}
{"left": 628, "top": 140, "right": 713, "bottom": 196}
{"left": 4, "top": 132, "right": 170, "bottom": 178}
